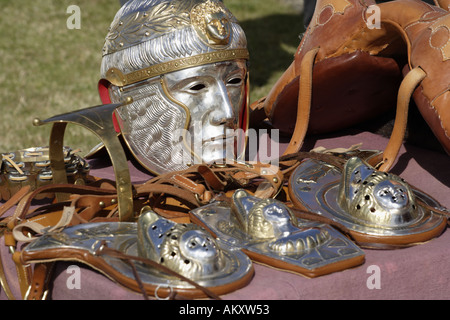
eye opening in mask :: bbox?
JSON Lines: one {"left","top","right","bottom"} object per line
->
{"left": 227, "top": 77, "right": 242, "bottom": 85}
{"left": 190, "top": 83, "right": 207, "bottom": 91}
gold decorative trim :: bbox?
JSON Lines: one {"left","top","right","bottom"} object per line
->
{"left": 102, "top": 0, "right": 240, "bottom": 56}
{"left": 105, "top": 48, "right": 249, "bottom": 87}
{"left": 190, "top": 0, "right": 232, "bottom": 46}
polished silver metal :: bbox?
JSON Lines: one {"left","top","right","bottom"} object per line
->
{"left": 163, "top": 60, "right": 247, "bottom": 165}
{"left": 98, "top": 0, "right": 249, "bottom": 175}
{"left": 137, "top": 207, "right": 229, "bottom": 279}
{"left": 190, "top": 189, "right": 365, "bottom": 275}
{"left": 338, "top": 157, "right": 417, "bottom": 228}
{"left": 112, "top": 79, "right": 191, "bottom": 173}
{"left": 289, "top": 156, "right": 446, "bottom": 246}
{"left": 24, "top": 208, "right": 252, "bottom": 290}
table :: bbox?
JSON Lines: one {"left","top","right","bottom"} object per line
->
{"left": 1, "top": 129, "right": 449, "bottom": 300}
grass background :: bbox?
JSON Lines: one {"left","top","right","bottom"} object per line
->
{"left": 0, "top": 0, "right": 305, "bottom": 156}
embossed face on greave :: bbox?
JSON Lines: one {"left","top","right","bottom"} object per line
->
{"left": 99, "top": 0, "right": 249, "bottom": 174}
{"left": 159, "top": 224, "right": 225, "bottom": 278}
{"left": 374, "top": 180, "right": 410, "bottom": 211}
{"left": 138, "top": 209, "right": 227, "bottom": 279}
{"left": 339, "top": 157, "right": 418, "bottom": 228}
{"left": 230, "top": 189, "right": 332, "bottom": 251}
{"left": 231, "top": 189, "right": 296, "bottom": 238}
{"left": 178, "top": 229, "right": 225, "bottom": 275}
{"left": 180, "top": 229, "right": 218, "bottom": 261}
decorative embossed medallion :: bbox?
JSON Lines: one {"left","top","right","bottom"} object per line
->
{"left": 190, "top": 0, "right": 232, "bottom": 46}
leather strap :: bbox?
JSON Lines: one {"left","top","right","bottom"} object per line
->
{"left": 7, "top": 184, "right": 118, "bottom": 231}
{"left": 12, "top": 251, "right": 31, "bottom": 299}
{"left": 95, "top": 241, "right": 221, "bottom": 300}
{"left": 368, "top": 67, "right": 427, "bottom": 171}
{"left": 283, "top": 47, "right": 320, "bottom": 155}
{"left": 0, "top": 186, "right": 31, "bottom": 219}
{"left": 0, "top": 232, "right": 15, "bottom": 300}
{"left": 25, "top": 263, "right": 53, "bottom": 300}
{"left": 197, "top": 165, "right": 227, "bottom": 190}
{"left": 12, "top": 206, "right": 75, "bottom": 243}
{"left": 137, "top": 184, "right": 198, "bottom": 205}
{"left": 139, "top": 161, "right": 284, "bottom": 203}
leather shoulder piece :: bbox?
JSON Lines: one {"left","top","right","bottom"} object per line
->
{"left": 256, "top": 0, "right": 450, "bottom": 170}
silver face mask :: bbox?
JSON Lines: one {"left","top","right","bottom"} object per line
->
{"left": 98, "top": 0, "right": 249, "bottom": 175}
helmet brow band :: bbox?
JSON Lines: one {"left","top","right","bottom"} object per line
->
{"left": 105, "top": 48, "right": 249, "bottom": 87}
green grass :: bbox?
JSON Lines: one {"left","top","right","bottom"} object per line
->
{"left": 0, "top": 0, "right": 304, "bottom": 156}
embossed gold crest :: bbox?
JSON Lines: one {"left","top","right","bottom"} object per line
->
{"left": 190, "top": 0, "right": 232, "bottom": 46}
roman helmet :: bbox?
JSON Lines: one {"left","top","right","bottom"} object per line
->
{"left": 97, "top": 0, "right": 250, "bottom": 175}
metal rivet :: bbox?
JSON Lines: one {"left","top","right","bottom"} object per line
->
{"left": 124, "top": 96, "right": 133, "bottom": 104}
